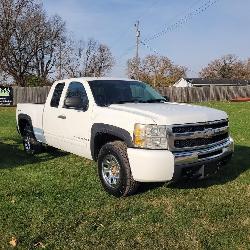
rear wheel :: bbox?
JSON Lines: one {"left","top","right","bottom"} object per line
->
{"left": 22, "top": 125, "right": 42, "bottom": 155}
{"left": 97, "top": 141, "right": 139, "bottom": 197}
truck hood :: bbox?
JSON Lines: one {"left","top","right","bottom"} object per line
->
{"left": 109, "top": 102, "right": 228, "bottom": 125}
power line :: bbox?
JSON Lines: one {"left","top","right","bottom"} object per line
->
{"left": 113, "top": 0, "right": 219, "bottom": 76}
{"left": 138, "top": 0, "right": 205, "bottom": 57}
{"left": 116, "top": 45, "right": 136, "bottom": 62}
{"left": 140, "top": 41, "right": 160, "bottom": 55}
{"left": 111, "top": 0, "right": 162, "bottom": 49}
{"left": 116, "top": 24, "right": 160, "bottom": 66}
{"left": 113, "top": 1, "right": 166, "bottom": 71}
{"left": 115, "top": 0, "right": 219, "bottom": 72}
{"left": 115, "top": 32, "right": 160, "bottom": 70}
{"left": 117, "top": 0, "right": 218, "bottom": 61}
{"left": 163, "top": 0, "right": 205, "bottom": 26}
{"left": 115, "top": 0, "right": 202, "bottom": 70}
{"left": 144, "top": 0, "right": 218, "bottom": 42}
{"left": 143, "top": 0, "right": 219, "bottom": 42}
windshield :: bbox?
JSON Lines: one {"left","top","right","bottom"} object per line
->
{"left": 88, "top": 80, "right": 166, "bottom": 106}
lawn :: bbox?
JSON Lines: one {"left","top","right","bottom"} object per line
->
{"left": 0, "top": 102, "right": 249, "bottom": 249}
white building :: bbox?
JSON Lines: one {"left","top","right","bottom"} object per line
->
{"left": 173, "top": 78, "right": 250, "bottom": 87}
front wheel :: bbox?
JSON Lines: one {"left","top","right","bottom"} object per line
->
{"left": 97, "top": 141, "right": 139, "bottom": 197}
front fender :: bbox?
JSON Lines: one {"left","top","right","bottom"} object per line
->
{"left": 90, "top": 123, "right": 133, "bottom": 159}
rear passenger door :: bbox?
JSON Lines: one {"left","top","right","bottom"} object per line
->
{"left": 43, "top": 82, "right": 66, "bottom": 149}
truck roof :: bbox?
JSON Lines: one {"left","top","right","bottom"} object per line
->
{"left": 58, "top": 77, "right": 138, "bottom": 83}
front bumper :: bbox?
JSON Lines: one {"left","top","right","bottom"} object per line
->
{"left": 127, "top": 137, "right": 234, "bottom": 182}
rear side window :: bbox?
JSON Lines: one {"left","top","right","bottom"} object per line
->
{"left": 50, "top": 83, "right": 65, "bottom": 108}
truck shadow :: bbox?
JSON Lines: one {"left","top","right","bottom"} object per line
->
{"left": 0, "top": 138, "right": 68, "bottom": 169}
{"left": 1, "top": 137, "right": 249, "bottom": 192}
{"left": 169, "top": 144, "right": 250, "bottom": 190}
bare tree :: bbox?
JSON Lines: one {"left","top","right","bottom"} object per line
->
{"left": 0, "top": 0, "right": 41, "bottom": 86}
{"left": 57, "top": 38, "right": 115, "bottom": 78}
{"left": 0, "top": 68, "right": 12, "bottom": 84}
{"left": 0, "top": 0, "right": 114, "bottom": 85}
{"left": 86, "top": 43, "right": 115, "bottom": 77}
{"left": 32, "top": 14, "right": 65, "bottom": 84}
{"left": 200, "top": 54, "right": 250, "bottom": 79}
{"left": 127, "top": 55, "right": 187, "bottom": 86}
{"left": 0, "top": 0, "right": 65, "bottom": 86}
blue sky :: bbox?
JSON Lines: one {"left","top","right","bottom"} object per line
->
{"left": 43, "top": 0, "right": 250, "bottom": 77}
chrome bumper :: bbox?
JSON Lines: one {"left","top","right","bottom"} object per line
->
{"left": 174, "top": 137, "right": 234, "bottom": 167}
{"left": 171, "top": 137, "right": 234, "bottom": 181}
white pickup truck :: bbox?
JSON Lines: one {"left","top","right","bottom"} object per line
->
{"left": 16, "top": 78, "right": 234, "bottom": 196}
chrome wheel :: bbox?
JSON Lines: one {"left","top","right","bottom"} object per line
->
{"left": 101, "top": 154, "right": 121, "bottom": 188}
{"left": 22, "top": 125, "right": 42, "bottom": 155}
{"left": 24, "top": 136, "right": 31, "bottom": 151}
{"left": 98, "top": 141, "right": 139, "bottom": 197}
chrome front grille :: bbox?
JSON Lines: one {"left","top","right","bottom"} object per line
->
{"left": 172, "top": 120, "right": 228, "bottom": 133}
{"left": 169, "top": 119, "right": 230, "bottom": 151}
{"left": 174, "top": 132, "right": 229, "bottom": 148}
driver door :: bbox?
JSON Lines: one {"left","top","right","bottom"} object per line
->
{"left": 60, "top": 81, "right": 92, "bottom": 158}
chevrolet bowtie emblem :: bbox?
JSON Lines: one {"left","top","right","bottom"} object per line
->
{"left": 204, "top": 129, "right": 214, "bottom": 138}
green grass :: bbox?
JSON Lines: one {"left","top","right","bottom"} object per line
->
{"left": 0, "top": 102, "right": 249, "bottom": 249}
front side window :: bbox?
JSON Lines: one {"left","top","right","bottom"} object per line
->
{"left": 50, "top": 83, "right": 65, "bottom": 108}
{"left": 64, "top": 82, "right": 88, "bottom": 110}
{"left": 88, "top": 80, "right": 165, "bottom": 106}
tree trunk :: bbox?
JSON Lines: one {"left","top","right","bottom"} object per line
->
{"left": 15, "top": 75, "right": 26, "bottom": 87}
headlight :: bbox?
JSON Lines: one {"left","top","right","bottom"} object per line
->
{"left": 133, "top": 123, "right": 169, "bottom": 149}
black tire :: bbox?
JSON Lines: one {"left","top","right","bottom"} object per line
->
{"left": 22, "top": 124, "right": 42, "bottom": 155}
{"left": 97, "top": 141, "right": 139, "bottom": 197}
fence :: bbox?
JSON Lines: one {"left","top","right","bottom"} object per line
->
{"left": 11, "top": 85, "right": 250, "bottom": 105}
{"left": 159, "top": 86, "right": 250, "bottom": 102}
{"left": 12, "top": 86, "right": 51, "bottom": 106}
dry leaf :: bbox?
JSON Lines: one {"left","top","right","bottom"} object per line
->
{"left": 34, "top": 242, "right": 46, "bottom": 248}
{"left": 9, "top": 237, "right": 17, "bottom": 247}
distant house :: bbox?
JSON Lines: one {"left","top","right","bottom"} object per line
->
{"left": 173, "top": 78, "right": 250, "bottom": 87}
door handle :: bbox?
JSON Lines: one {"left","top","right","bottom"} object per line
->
{"left": 58, "top": 115, "right": 66, "bottom": 119}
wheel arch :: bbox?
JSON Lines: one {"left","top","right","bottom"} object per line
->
{"left": 18, "top": 114, "right": 34, "bottom": 136}
{"left": 91, "top": 123, "right": 133, "bottom": 161}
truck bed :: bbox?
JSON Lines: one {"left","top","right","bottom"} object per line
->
{"left": 16, "top": 103, "right": 46, "bottom": 143}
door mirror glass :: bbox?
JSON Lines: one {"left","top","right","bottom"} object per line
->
{"left": 64, "top": 82, "right": 89, "bottom": 111}
{"left": 64, "top": 96, "right": 82, "bottom": 108}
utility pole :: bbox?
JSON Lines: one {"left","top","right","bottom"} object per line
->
{"left": 135, "top": 21, "right": 140, "bottom": 79}
{"left": 59, "top": 41, "right": 62, "bottom": 79}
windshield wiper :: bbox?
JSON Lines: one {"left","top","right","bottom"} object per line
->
{"left": 106, "top": 98, "right": 166, "bottom": 106}
{"left": 143, "top": 98, "right": 166, "bottom": 103}
{"left": 117, "top": 100, "right": 137, "bottom": 104}
{"left": 109, "top": 100, "right": 142, "bottom": 105}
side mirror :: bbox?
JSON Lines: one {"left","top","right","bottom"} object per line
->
{"left": 64, "top": 96, "right": 88, "bottom": 110}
